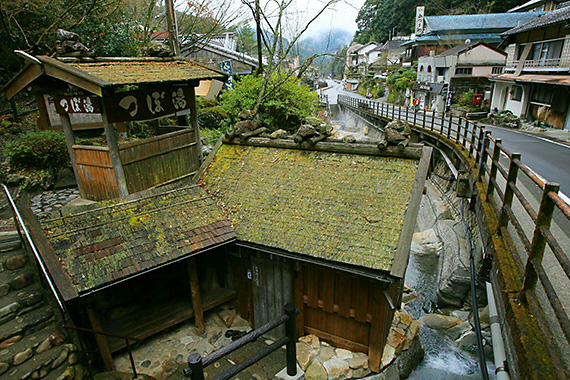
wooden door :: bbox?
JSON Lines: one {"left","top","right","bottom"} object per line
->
{"left": 250, "top": 253, "right": 294, "bottom": 339}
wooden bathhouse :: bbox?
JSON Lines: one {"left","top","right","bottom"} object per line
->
{"left": 4, "top": 55, "right": 227, "bottom": 201}
{"left": 20, "top": 136, "right": 430, "bottom": 373}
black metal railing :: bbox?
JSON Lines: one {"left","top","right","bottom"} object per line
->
{"left": 184, "top": 304, "right": 298, "bottom": 380}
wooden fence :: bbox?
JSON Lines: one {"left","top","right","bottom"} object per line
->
{"left": 339, "top": 95, "right": 570, "bottom": 379}
{"left": 73, "top": 128, "right": 198, "bottom": 201}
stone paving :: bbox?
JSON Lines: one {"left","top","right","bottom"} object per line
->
{"left": 30, "top": 188, "right": 80, "bottom": 218}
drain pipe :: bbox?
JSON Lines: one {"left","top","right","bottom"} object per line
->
{"left": 486, "top": 281, "right": 511, "bottom": 380}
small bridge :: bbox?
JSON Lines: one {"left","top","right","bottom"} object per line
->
{"left": 339, "top": 95, "right": 570, "bottom": 380}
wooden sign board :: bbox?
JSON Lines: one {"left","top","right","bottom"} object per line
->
{"left": 104, "top": 84, "right": 193, "bottom": 123}
{"left": 54, "top": 95, "right": 101, "bottom": 114}
{"left": 44, "top": 95, "right": 103, "bottom": 129}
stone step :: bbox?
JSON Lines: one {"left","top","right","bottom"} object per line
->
{"left": 0, "top": 339, "right": 76, "bottom": 380}
{"left": 0, "top": 307, "right": 55, "bottom": 344}
{"left": 0, "top": 238, "right": 22, "bottom": 253}
{"left": 1, "top": 248, "right": 28, "bottom": 269}
{"left": 0, "top": 267, "right": 36, "bottom": 301}
{"left": 0, "top": 284, "right": 46, "bottom": 322}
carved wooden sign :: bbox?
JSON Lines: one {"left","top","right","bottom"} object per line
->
{"left": 54, "top": 95, "right": 101, "bottom": 114}
{"left": 104, "top": 84, "right": 192, "bottom": 123}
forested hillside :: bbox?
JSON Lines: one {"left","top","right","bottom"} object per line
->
{"left": 354, "top": 0, "right": 523, "bottom": 43}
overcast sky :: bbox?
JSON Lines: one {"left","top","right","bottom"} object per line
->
{"left": 296, "top": 0, "right": 366, "bottom": 38}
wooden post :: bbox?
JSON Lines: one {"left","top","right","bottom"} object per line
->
{"left": 462, "top": 119, "right": 469, "bottom": 149}
{"left": 477, "top": 131, "right": 491, "bottom": 182}
{"left": 101, "top": 103, "right": 129, "bottom": 197}
{"left": 188, "top": 257, "right": 205, "bottom": 335}
{"left": 368, "top": 282, "right": 388, "bottom": 372}
{"left": 86, "top": 308, "right": 115, "bottom": 371}
{"left": 498, "top": 153, "right": 521, "bottom": 228}
{"left": 486, "top": 138, "right": 502, "bottom": 201}
{"left": 189, "top": 86, "right": 203, "bottom": 164}
{"left": 475, "top": 128, "right": 486, "bottom": 165}
{"left": 59, "top": 113, "right": 87, "bottom": 198}
{"left": 469, "top": 122, "right": 477, "bottom": 157}
{"left": 523, "top": 182, "right": 560, "bottom": 293}
{"left": 430, "top": 109, "right": 435, "bottom": 131}
{"left": 447, "top": 113, "right": 452, "bottom": 139}
{"left": 293, "top": 263, "right": 305, "bottom": 336}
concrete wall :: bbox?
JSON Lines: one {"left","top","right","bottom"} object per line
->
{"left": 490, "top": 81, "right": 529, "bottom": 116}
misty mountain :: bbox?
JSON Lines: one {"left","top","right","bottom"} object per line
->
{"left": 298, "top": 29, "right": 353, "bottom": 59}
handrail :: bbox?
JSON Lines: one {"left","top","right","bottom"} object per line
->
{"left": 1, "top": 184, "right": 65, "bottom": 312}
{"left": 63, "top": 325, "right": 141, "bottom": 378}
{"left": 184, "top": 304, "right": 298, "bottom": 380}
{"left": 338, "top": 95, "right": 570, "bottom": 379}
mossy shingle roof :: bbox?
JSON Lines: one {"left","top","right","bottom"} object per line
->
{"left": 40, "top": 185, "right": 235, "bottom": 294}
{"left": 68, "top": 59, "right": 226, "bottom": 85}
{"left": 200, "top": 144, "right": 419, "bottom": 272}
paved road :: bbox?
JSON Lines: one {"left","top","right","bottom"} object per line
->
{"left": 485, "top": 126, "right": 570, "bottom": 195}
{"left": 321, "top": 80, "right": 367, "bottom": 105}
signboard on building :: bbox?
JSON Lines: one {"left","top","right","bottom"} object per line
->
{"left": 415, "top": 7, "right": 425, "bottom": 36}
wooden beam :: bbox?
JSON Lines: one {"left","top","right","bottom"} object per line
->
{"left": 101, "top": 102, "right": 129, "bottom": 197}
{"left": 60, "top": 114, "right": 87, "bottom": 198}
{"left": 391, "top": 146, "right": 432, "bottom": 278}
{"left": 188, "top": 257, "right": 205, "bottom": 335}
{"left": 38, "top": 56, "right": 108, "bottom": 96}
{"left": 189, "top": 86, "right": 203, "bottom": 163}
{"left": 87, "top": 308, "right": 115, "bottom": 371}
{"left": 5, "top": 64, "right": 43, "bottom": 100}
{"left": 294, "top": 263, "right": 305, "bottom": 336}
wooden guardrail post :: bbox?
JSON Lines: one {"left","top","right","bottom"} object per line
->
{"left": 413, "top": 108, "right": 417, "bottom": 126}
{"left": 475, "top": 128, "right": 486, "bottom": 164}
{"left": 486, "top": 138, "right": 502, "bottom": 201}
{"left": 430, "top": 110, "right": 435, "bottom": 131}
{"left": 477, "top": 131, "right": 491, "bottom": 182}
{"left": 447, "top": 113, "right": 453, "bottom": 139}
{"left": 405, "top": 105, "right": 409, "bottom": 123}
{"left": 422, "top": 109, "right": 426, "bottom": 129}
{"left": 398, "top": 105, "right": 401, "bottom": 120}
{"left": 523, "top": 182, "right": 560, "bottom": 293}
{"left": 456, "top": 117, "right": 462, "bottom": 144}
{"left": 462, "top": 119, "right": 469, "bottom": 149}
{"left": 498, "top": 153, "right": 521, "bottom": 228}
{"left": 469, "top": 122, "right": 477, "bottom": 157}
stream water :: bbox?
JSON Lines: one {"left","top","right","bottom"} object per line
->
{"left": 404, "top": 220, "right": 496, "bottom": 379}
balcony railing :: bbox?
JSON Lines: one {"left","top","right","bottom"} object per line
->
{"left": 509, "top": 58, "right": 563, "bottom": 69}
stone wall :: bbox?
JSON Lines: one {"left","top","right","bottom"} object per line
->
{"left": 0, "top": 214, "right": 85, "bottom": 380}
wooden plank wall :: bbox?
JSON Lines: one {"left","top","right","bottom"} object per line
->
{"left": 294, "top": 262, "right": 398, "bottom": 372}
{"left": 119, "top": 128, "right": 198, "bottom": 194}
{"left": 73, "top": 145, "right": 119, "bottom": 200}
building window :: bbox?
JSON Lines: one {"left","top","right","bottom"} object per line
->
{"left": 531, "top": 84, "right": 552, "bottom": 104}
{"left": 455, "top": 67, "right": 473, "bottom": 75}
{"left": 427, "top": 65, "right": 432, "bottom": 72}
{"left": 420, "top": 65, "right": 424, "bottom": 72}
{"left": 511, "top": 86, "right": 523, "bottom": 101}
{"left": 492, "top": 67, "right": 504, "bottom": 74}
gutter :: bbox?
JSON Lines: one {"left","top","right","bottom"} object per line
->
{"left": 486, "top": 281, "right": 511, "bottom": 380}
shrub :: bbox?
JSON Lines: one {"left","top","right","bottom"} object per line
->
{"left": 4, "top": 131, "right": 69, "bottom": 171}
{"left": 219, "top": 74, "right": 318, "bottom": 132}
{"left": 198, "top": 104, "right": 228, "bottom": 130}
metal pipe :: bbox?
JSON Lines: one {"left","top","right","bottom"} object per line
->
{"left": 1, "top": 184, "right": 65, "bottom": 312}
{"left": 486, "top": 282, "right": 510, "bottom": 380}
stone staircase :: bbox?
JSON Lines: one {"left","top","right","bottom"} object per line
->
{"left": 0, "top": 194, "right": 85, "bottom": 380}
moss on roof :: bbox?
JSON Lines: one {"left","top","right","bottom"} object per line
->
{"left": 68, "top": 60, "right": 225, "bottom": 85}
{"left": 41, "top": 185, "right": 235, "bottom": 294}
{"left": 200, "top": 144, "right": 419, "bottom": 271}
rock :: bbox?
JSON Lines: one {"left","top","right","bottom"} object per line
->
{"left": 380, "top": 344, "right": 395, "bottom": 368}
{"left": 160, "top": 358, "right": 179, "bottom": 379}
{"left": 191, "top": 340, "right": 214, "bottom": 357}
{"left": 411, "top": 228, "right": 442, "bottom": 256}
{"left": 335, "top": 348, "right": 353, "bottom": 360}
{"left": 51, "top": 349, "right": 69, "bottom": 369}
{"left": 10, "top": 272, "right": 33, "bottom": 290}
{"left": 397, "top": 336, "right": 424, "bottom": 378}
{"left": 238, "top": 110, "right": 256, "bottom": 120}
{"left": 404, "top": 320, "right": 420, "bottom": 350}
{"left": 342, "top": 135, "right": 356, "bottom": 143}
{"left": 399, "top": 312, "right": 413, "bottom": 328}
{"left": 296, "top": 342, "right": 318, "bottom": 371}
{"left": 306, "top": 117, "right": 323, "bottom": 127}
{"left": 5, "top": 255, "right": 27, "bottom": 270}
{"left": 450, "top": 310, "right": 470, "bottom": 321}
{"left": 68, "top": 353, "right": 78, "bottom": 365}
{"left": 0, "top": 284, "right": 9, "bottom": 297}
{"left": 37, "top": 330, "right": 65, "bottom": 353}
{"left": 269, "top": 129, "right": 289, "bottom": 139}
{"left": 299, "top": 334, "right": 320, "bottom": 349}
{"left": 443, "top": 321, "right": 471, "bottom": 340}
{"left": 0, "top": 362, "right": 9, "bottom": 376}
{"left": 348, "top": 355, "right": 367, "bottom": 369}
{"left": 351, "top": 367, "right": 370, "bottom": 378}
{"left": 0, "top": 335, "right": 22, "bottom": 349}
{"left": 141, "top": 360, "right": 151, "bottom": 368}
{"left": 478, "top": 306, "right": 490, "bottom": 328}
{"left": 323, "top": 357, "right": 349, "bottom": 380}
{"left": 320, "top": 346, "right": 335, "bottom": 361}
{"left": 180, "top": 336, "right": 195, "bottom": 345}
{"left": 13, "top": 348, "right": 33, "bottom": 365}
{"left": 0, "top": 302, "right": 19, "bottom": 318}
{"left": 386, "top": 329, "right": 407, "bottom": 355}
{"left": 305, "top": 358, "right": 327, "bottom": 380}
{"left": 456, "top": 331, "right": 477, "bottom": 352}
{"left": 421, "top": 314, "right": 464, "bottom": 330}
{"left": 296, "top": 125, "right": 318, "bottom": 138}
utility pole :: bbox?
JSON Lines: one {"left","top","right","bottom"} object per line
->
{"left": 165, "top": 0, "right": 181, "bottom": 56}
